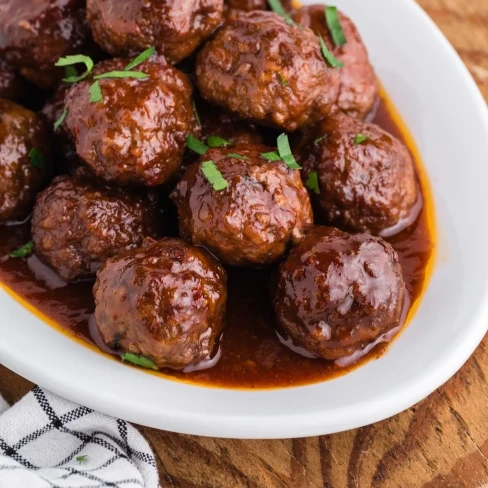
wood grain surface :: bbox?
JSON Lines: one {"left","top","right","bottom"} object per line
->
{"left": 1, "top": 1, "right": 488, "bottom": 487}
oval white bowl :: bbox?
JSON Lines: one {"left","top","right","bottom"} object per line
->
{"left": 1, "top": 0, "right": 488, "bottom": 439}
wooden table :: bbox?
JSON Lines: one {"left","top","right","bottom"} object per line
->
{"left": 2, "top": 1, "right": 488, "bottom": 486}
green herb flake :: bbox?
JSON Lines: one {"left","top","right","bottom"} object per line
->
{"left": 186, "top": 135, "right": 209, "bottom": 155}
{"left": 64, "top": 65, "right": 77, "bottom": 80}
{"left": 10, "top": 241, "right": 34, "bottom": 258}
{"left": 319, "top": 35, "right": 344, "bottom": 68}
{"left": 354, "top": 134, "right": 370, "bottom": 145}
{"left": 89, "top": 81, "right": 103, "bottom": 103}
{"left": 277, "top": 133, "right": 301, "bottom": 169}
{"left": 277, "top": 72, "right": 288, "bottom": 87}
{"left": 193, "top": 101, "right": 201, "bottom": 126}
{"left": 29, "top": 148, "right": 45, "bottom": 169}
{"left": 53, "top": 108, "right": 68, "bottom": 132}
{"left": 201, "top": 160, "right": 228, "bottom": 191}
{"left": 55, "top": 54, "right": 94, "bottom": 83}
{"left": 314, "top": 134, "right": 327, "bottom": 145}
{"left": 122, "top": 353, "right": 158, "bottom": 370}
{"left": 325, "top": 6, "right": 347, "bottom": 47}
{"left": 124, "top": 46, "right": 156, "bottom": 71}
{"left": 260, "top": 151, "right": 282, "bottom": 162}
{"left": 267, "top": 0, "right": 295, "bottom": 25}
{"left": 93, "top": 70, "right": 148, "bottom": 81}
{"left": 207, "top": 135, "right": 233, "bottom": 148}
{"left": 306, "top": 171, "right": 320, "bottom": 195}
{"left": 227, "top": 153, "right": 249, "bottom": 160}
{"left": 76, "top": 455, "right": 88, "bottom": 465}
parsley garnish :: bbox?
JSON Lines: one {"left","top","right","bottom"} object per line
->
{"left": 207, "top": 135, "right": 233, "bottom": 148}
{"left": 186, "top": 135, "right": 209, "bottom": 155}
{"left": 122, "top": 353, "right": 158, "bottom": 370}
{"left": 267, "top": 0, "right": 295, "bottom": 26}
{"left": 53, "top": 108, "right": 68, "bottom": 132}
{"left": 277, "top": 72, "right": 288, "bottom": 87}
{"left": 277, "top": 133, "right": 301, "bottom": 169}
{"left": 29, "top": 148, "right": 45, "bottom": 169}
{"left": 10, "top": 241, "right": 34, "bottom": 258}
{"left": 325, "top": 6, "right": 347, "bottom": 47}
{"left": 89, "top": 80, "right": 103, "bottom": 103}
{"left": 193, "top": 101, "right": 201, "bottom": 126}
{"left": 55, "top": 55, "right": 94, "bottom": 83}
{"left": 93, "top": 71, "right": 148, "bottom": 80}
{"left": 124, "top": 46, "right": 156, "bottom": 71}
{"left": 227, "top": 153, "right": 249, "bottom": 160}
{"left": 314, "top": 134, "right": 327, "bottom": 145}
{"left": 76, "top": 455, "right": 88, "bottom": 465}
{"left": 201, "top": 160, "right": 228, "bottom": 191}
{"left": 261, "top": 151, "right": 282, "bottom": 162}
{"left": 354, "top": 134, "right": 370, "bottom": 145}
{"left": 306, "top": 171, "right": 320, "bottom": 194}
{"left": 319, "top": 35, "right": 344, "bottom": 68}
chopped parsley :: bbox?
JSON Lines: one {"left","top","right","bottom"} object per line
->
{"left": 186, "top": 135, "right": 209, "bottom": 155}
{"left": 277, "top": 72, "right": 288, "bottom": 87}
{"left": 314, "top": 134, "right": 327, "bottom": 145}
{"left": 55, "top": 54, "right": 94, "bottom": 83}
{"left": 193, "top": 101, "right": 201, "bottom": 126}
{"left": 93, "top": 71, "right": 148, "bottom": 80}
{"left": 10, "top": 241, "right": 34, "bottom": 258}
{"left": 277, "top": 133, "right": 301, "bottom": 169}
{"left": 207, "top": 135, "right": 233, "bottom": 148}
{"left": 122, "top": 353, "right": 158, "bottom": 370}
{"left": 124, "top": 46, "right": 156, "bottom": 71}
{"left": 89, "top": 80, "right": 103, "bottom": 103}
{"left": 227, "top": 153, "right": 249, "bottom": 160}
{"left": 261, "top": 150, "right": 282, "bottom": 162}
{"left": 76, "top": 455, "right": 88, "bottom": 465}
{"left": 29, "top": 148, "right": 45, "bottom": 169}
{"left": 201, "top": 160, "right": 228, "bottom": 191}
{"left": 325, "top": 6, "right": 347, "bottom": 47}
{"left": 53, "top": 108, "right": 68, "bottom": 132}
{"left": 267, "top": 0, "right": 296, "bottom": 26}
{"left": 319, "top": 35, "right": 344, "bottom": 68}
{"left": 306, "top": 171, "right": 320, "bottom": 194}
{"left": 354, "top": 134, "right": 370, "bottom": 145}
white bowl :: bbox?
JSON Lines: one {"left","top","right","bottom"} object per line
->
{"left": 2, "top": 0, "right": 488, "bottom": 439}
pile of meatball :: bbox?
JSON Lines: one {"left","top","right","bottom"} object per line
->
{"left": 0, "top": 0, "right": 421, "bottom": 371}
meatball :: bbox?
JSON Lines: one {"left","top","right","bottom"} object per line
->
{"left": 0, "top": 0, "right": 93, "bottom": 89}
{"left": 294, "top": 113, "right": 420, "bottom": 236}
{"left": 0, "top": 60, "right": 27, "bottom": 101}
{"left": 171, "top": 144, "right": 313, "bottom": 266}
{"left": 273, "top": 226, "right": 406, "bottom": 361}
{"left": 32, "top": 171, "right": 160, "bottom": 281}
{"left": 93, "top": 238, "right": 227, "bottom": 370}
{"left": 64, "top": 56, "right": 196, "bottom": 186}
{"left": 293, "top": 5, "right": 378, "bottom": 119}
{"left": 87, "top": 0, "right": 223, "bottom": 64}
{"left": 196, "top": 11, "right": 340, "bottom": 132}
{"left": 0, "top": 99, "right": 50, "bottom": 224}
{"left": 223, "top": 0, "right": 266, "bottom": 20}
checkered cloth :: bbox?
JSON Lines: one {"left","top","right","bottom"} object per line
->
{"left": 0, "top": 386, "right": 160, "bottom": 488}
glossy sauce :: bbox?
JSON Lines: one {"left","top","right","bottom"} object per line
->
{"left": 0, "top": 90, "right": 435, "bottom": 389}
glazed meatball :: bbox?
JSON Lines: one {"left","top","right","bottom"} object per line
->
{"left": 87, "top": 0, "right": 223, "bottom": 64}
{"left": 293, "top": 5, "right": 378, "bottom": 119}
{"left": 196, "top": 11, "right": 340, "bottom": 132}
{"left": 171, "top": 144, "right": 313, "bottom": 266}
{"left": 32, "top": 171, "right": 160, "bottom": 281}
{"left": 0, "top": 60, "right": 27, "bottom": 101}
{"left": 64, "top": 56, "right": 196, "bottom": 186}
{"left": 0, "top": 0, "right": 93, "bottom": 89}
{"left": 223, "top": 0, "right": 266, "bottom": 20}
{"left": 294, "top": 113, "right": 420, "bottom": 236}
{"left": 93, "top": 238, "right": 227, "bottom": 370}
{"left": 0, "top": 99, "right": 50, "bottom": 224}
{"left": 273, "top": 226, "right": 406, "bottom": 361}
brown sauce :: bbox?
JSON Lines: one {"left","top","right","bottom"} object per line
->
{"left": 0, "top": 89, "right": 435, "bottom": 389}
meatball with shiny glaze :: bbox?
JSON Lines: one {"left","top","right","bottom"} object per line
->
{"left": 223, "top": 0, "right": 266, "bottom": 20}
{"left": 171, "top": 144, "right": 313, "bottom": 266}
{"left": 196, "top": 11, "right": 340, "bottom": 132}
{"left": 93, "top": 238, "right": 227, "bottom": 370}
{"left": 293, "top": 5, "right": 378, "bottom": 119}
{"left": 87, "top": 0, "right": 223, "bottom": 64}
{"left": 64, "top": 56, "right": 197, "bottom": 186}
{"left": 273, "top": 226, "right": 406, "bottom": 361}
{"left": 0, "top": 0, "right": 93, "bottom": 89}
{"left": 32, "top": 171, "right": 160, "bottom": 282}
{"left": 0, "top": 99, "right": 50, "bottom": 224}
{"left": 294, "top": 113, "right": 420, "bottom": 236}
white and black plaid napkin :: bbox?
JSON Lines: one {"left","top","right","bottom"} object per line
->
{"left": 0, "top": 386, "right": 160, "bottom": 488}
